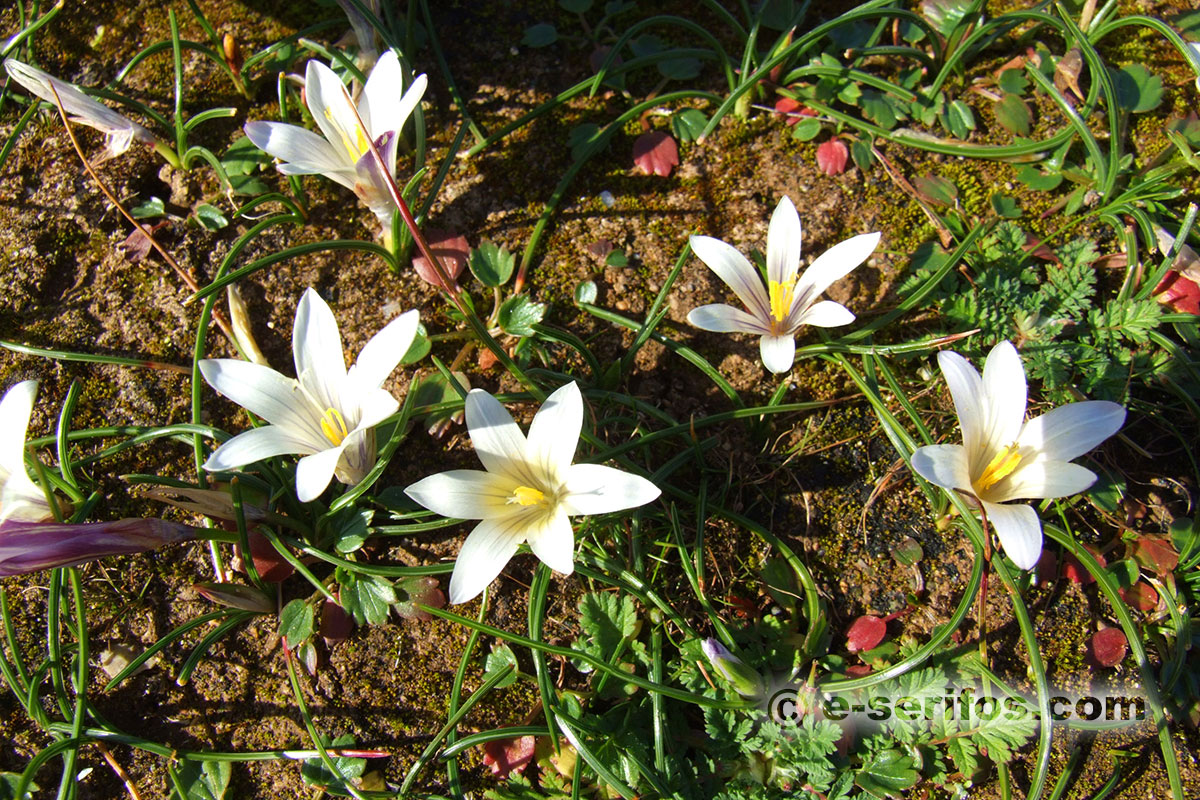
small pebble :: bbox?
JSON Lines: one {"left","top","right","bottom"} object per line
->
{"left": 599, "top": 190, "right": 615, "bottom": 208}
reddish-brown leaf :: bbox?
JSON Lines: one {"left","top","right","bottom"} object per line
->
{"left": 1154, "top": 270, "right": 1200, "bottom": 315}
{"left": 1088, "top": 628, "right": 1128, "bottom": 668}
{"left": 242, "top": 530, "right": 294, "bottom": 582}
{"left": 632, "top": 131, "right": 679, "bottom": 177}
{"left": 1035, "top": 550, "right": 1057, "bottom": 584}
{"left": 774, "top": 97, "right": 815, "bottom": 125}
{"left": 320, "top": 600, "right": 354, "bottom": 645}
{"left": 482, "top": 735, "right": 537, "bottom": 779}
{"left": 1119, "top": 581, "right": 1159, "bottom": 613}
{"left": 846, "top": 615, "right": 887, "bottom": 653}
{"left": 1131, "top": 534, "right": 1179, "bottom": 575}
{"left": 1063, "top": 546, "right": 1106, "bottom": 585}
{"left": 120, "top": 221, "right": 170, "bottom": 263}
{"left": 412, "top": 229, "right": 469, "bottom": 291}
{"left": 816, "top": 139, "right": 849, "bottom": 176}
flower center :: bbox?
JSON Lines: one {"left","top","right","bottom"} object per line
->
{"left": 325, "top": 107, "right": 370, "bottom": 160}
{"left": 975, "top": 444, "right": 1022, "bottom": 492}
{"left": 507, "top": 485, "right": 547, "bottom": 507}
{"left": 768, "top": 278, "right": 796, "bottom": 323}
{"left": 319, "top": 406, "right": 350, "bottom": 446}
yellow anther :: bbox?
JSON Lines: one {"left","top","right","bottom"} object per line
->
{"left": 507, "top": 486, "right": 547, "bottom": 507}
{"left": 325, "top": 107, "right": 370, "bottom": 160}
{"left": 768, "top": 278, "right": 796, "bottom": 323}
{"left": 319, "top": 406, "right": 349, "bottom": 446}
{"left": 975, "top": 444, "right": 1022, "bottom": 492}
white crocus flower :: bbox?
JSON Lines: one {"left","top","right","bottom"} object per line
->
{"left": 200, "top": 288, "right": 419, "bottom": 503}
{"left": 4, "top": 59, "right": 160, "bottom": 160}
{"left": 687, "top": 196, "right": 881, "bottom": 374}
{"left": 404, "top": 383, "right": 661, "bottom": 604}
{"left": 0, "top": 381, "right": 54, "bottom": 523}
{"left": 910, "top": 341, "right": 1125, "bottom": 570}
{"left": 244, "top": 50, "right": 427, "bottom": 236}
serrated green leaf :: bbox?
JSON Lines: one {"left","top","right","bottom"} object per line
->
{"left": 574, "top": 281, "right": 597, "bottom": 304}
{"left": 340, "top": 573, "right": 397, "bottom": 626}
{"left": 329, "top": 507, "right": 373, "bottom": 554}
{"left": 485, "top": 643, "right": 520, "bottom": 688}
{"left": 850, "top": 138, "right": 873, "bottom": 170}
{"left": 994, "top": 93, "right": 1031, "bottom": 136}
{"left": 400, "top": 321, "right": 431, "bottom": 365}
{"left": 671, "top": 108, "right": 707, "bottom": 143}
{"left": 942, "top": 99, "right": 976, "bottom": 139}
{"left": 790, "top": 117, "right": 821, "bottom": 142}
{"left": 855, "top": 749, "right": 919, "bottom": 798}
{"left": 913, "top": 174, "right": 958, "bottom": 206}
{"left": 195, "top": 203, "right": 229, "bottom": 230}
{"left": 568, "top": 122, "right": 602, "bottom": 161}
{"left": 300, "top": 734, "right": 366, "bottom": 794}
{"left": 171, "top": 760, "right": 231, "bottom": 800}
{"left": 469, "top": 242, "right": 515, "bottom": 287}
{"left": 998, "top": 68, "right": 1028, "bottom": 95}
{"left": 222, "top": 135, "right": 270, "bottom": 175}
{"left": 521, "top": 23, "right": 557, "bottom": 48}
{"left": 605, "top": 249, "right": 628, "bottom": 267}
{"left": 498, "top": 295, "right": 545, "bottom": 337}
{"left": 860, "top": 90, "right": 896, "bottom": 129}
{"left": 1014, "top": 164, "right": 1062, "bottom": 192}
{"left": 990, "top": 193, "right": 1021, "bottom": 218}
{"left": 578, "top": 592, "right": 636, "bottom": 662}
{"left": 279, "top": 599, "right": 314, "bottom": 647}
{"left": 132, "top": 196, "right": 165, "bottom": 219}
{"left": 1113, "top": 64, "right": 1163, "bottom": 113}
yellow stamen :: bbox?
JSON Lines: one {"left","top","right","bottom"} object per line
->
{"left": 319, "top": 406, "right": 349, "bottom": 446}
{"left": 975, "top": 444, "right": 1022, "bottom": 492}
{"left": 768, "top": 278, "right": 796, "bottom": 323}
{"left": 325, "top": 107, "right": 370, "bottom": 160}
{"left": 507, "top": 486, "right": 546, "bottom": 507}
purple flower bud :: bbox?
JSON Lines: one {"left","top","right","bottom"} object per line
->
{"left": 0, "top": 518, "right": 201, "bottom": 576}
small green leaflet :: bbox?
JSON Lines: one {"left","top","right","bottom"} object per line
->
{"left": 339, "top": 572, "right": 397, "bottom": 626}
{"left": 470, "top": 242, "right": 516, "bottom": 287}
{"left": 300, "top": 734, "right": 366, "bottom": 795}
{"left": 671, "top": 108, "right": 707, "bottom": 143}
{"left": 499, "top": 295, "right": 545, "bottom": 337}
{"left": 279, "top": 599, "right": 314, "bottom": 647}
{"left": 855, "top": 749, "right": 919, "bottom": 798}
{"left": 170, "top": 760, "right": 232, "bottom": 800}
{"left": 522, "top": 23, "right": 557, "bottom": 48}
{"left": 577, "top": 592, "right": 636, "bottom": 662}
{"left": 485, "top": 643, "right": 520, "bottom": 688}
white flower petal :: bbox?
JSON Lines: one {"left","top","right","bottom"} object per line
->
{"left": 562, "top": 463, "right": 661, "bottom": 516}
{"left": 465, "top": 389, "right": 530, "bottom": 480}
{"left": 767, "top": 196, "right": 801, "bottom": 287}
{"left": 448, "top": 516, "right": 526, "bottom": 604}
{"left": 687, "top": 303, "right": 770, "bottom": 334}
{"left": 245, "top": 121, "right": 357, "bottom": 191}
{"left": 910, "top": 444, "right": 971, "bottom": 492}
{"left": 990, "top": 461, "right": 1097, "bottom": 503}
{"left": 0, "top": 380, "right": 39, "bottom": 478}
{"left": 689, "top": 234, "right": 770, "bottom": 321}
{"left": 0, "top": 483, "right": 54, "bottom": 523}
{"left": 792, "top": 231, "right": 879, "bottom": 311}
{"left": 980, "top": 500, "right": 1043, "bottom": 570}
{"left": 293, "top": 288, "right": 347, "bottom": 412}
{"left": 4, "top": 59, "right": 153, "bottom": 146}
{"left": 525, "top": 382, "right": 583, "bottom": 484}
{"left": 794, "top": 300, "right": 855, "bottom": 328}
{"left": 295, "top": 446, "right": 345, "bottom": 502}
{"left": 357, "top": 50, "right": 402, "bottom": 133}
{"left": 203, "top": 425, "right": 318, "bottom": 472}
{"left": 351, "top": 309, "right": 419, "bottom": 392}
{"left": 353, "top": 130, "right": 399, "bottom": 223}
{"left": 199, "top": 359, "right": 325, "bottom": 443}
{"left": 758, "top": 334, "right": 796, "bottom": 374}
{"left": 525, "top": 509, "right": 576, "bottom": 575}
{"left": 936, "top": 349, "right": 986, "bottom": 465}
{"left": 981, "top": 341, "right": 1027, "bottom": 449}
{"left": 404, "top": 469, "right": 514, "bottom": 519}
{"left": 305, "top": 59, "right": 365, "bottom": 163}
{"left": 1017, "top": 401, "right": 1125, "bottom": 462}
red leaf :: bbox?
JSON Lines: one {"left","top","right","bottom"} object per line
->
{"left": 238, "top": 530, "right": 294, "bottom": 583}
{"left": 320, "top": 600, "right": 354, "bottom": 645}
{"left": 774, "top": 97, "right": 815, "bottom": 125}
{"left": 1035, "top": 550, "right": 1057, "bottom": 584}
{"left": 1063, "top": 546, "right": 1106, "bottom": 585}
{"left": 846, "top": 615, "right": 887, "bottom": 653}
{"left": 1131, "top": 534, "right": 1179, "bottom": 575}
{"left": 1119, "top": 581, "right": 1159, "bottom": 613}
{"left": 816, "top": 139, "right": 849, "bottom": 176}
{"left": 1088, "top": 628, "right": 1127, "bottom": 668}
{"left": 412, "top": 229, "right": 469, "bottom": 291}
{"left": 482, "top": 735, "right": 536, "bottom": 779}
{"left": 1154, "top": 270, "right": 1200, "bottom": 315}
{"left": 632, "top": 131, "right": 679, "bottom": 177}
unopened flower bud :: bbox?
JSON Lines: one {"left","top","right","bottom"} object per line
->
{"left": 701, "top": 639, "right": 764, "bottom": 698}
